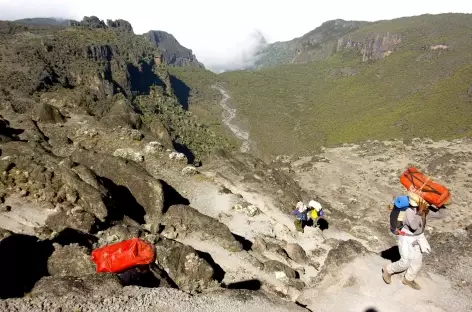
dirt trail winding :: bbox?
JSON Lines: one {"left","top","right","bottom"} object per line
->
{"left": 213, "top": 85, "right": 251, "bottom": 152}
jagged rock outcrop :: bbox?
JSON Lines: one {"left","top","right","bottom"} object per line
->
{"left": 162, "top": 205, "right": 243, "bottom": 252}
{"left": 84, "top": 44, "right": 113, "bottom": 62}
{"left": 71, "top": 150, "right": 165, "bottom": 224}
{"left": 336, "top": 33, "right": 401, "bottom": 61}
{"left": 107, "top": 19, "right": 134, "bottom": 33}
{"left": 154, "top": 237, "right": 219, "bottom": 293}
{"left": 100, "top": 95, "right": 142, "bottom": 129}
{"left": 70, "top": 16, "right": 107, "bottom": 29}
{"left": 263, "top": 260, "right": 297, "bottom": 279}
{"left": 145, "top": 31, "right": 204, "bottom": 67}
{"left": 32, "top": 103, "right": 65, "bottom": 123}
{"left": 284, "top": 243, "right": 308, "bottom": 264}
{"left": 47, "top": 243, "right": 96, "bottom": 277}
{"left": 314, "top": 239, "right": 370, "bottom": 283}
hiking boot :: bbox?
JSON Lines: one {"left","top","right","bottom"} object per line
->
{"left": 382, "top": 265, "right": 392, "bottom": 284}
{"left": 402, "top": 278, "right": 421, "bottom": 290}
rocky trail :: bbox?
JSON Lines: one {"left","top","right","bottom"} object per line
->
{"left": 212, "top": 85, "right": 251, "bottom": 153}
{"left": 0, "top": 18, "right": 470, "bottom": 312}
{"left": 1, "top": 107, "right": 471, "bottom": 311}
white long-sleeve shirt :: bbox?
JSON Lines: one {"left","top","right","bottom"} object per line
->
{"left": 403, "top": 208, "right": 426, "bottom": 235}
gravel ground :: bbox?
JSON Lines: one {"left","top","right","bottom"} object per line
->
{"left": 0, "top": 287, "right": 307, "bottom": 312}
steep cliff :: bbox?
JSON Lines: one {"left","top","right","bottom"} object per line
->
{"left": 145, "top": 31, "right": 204, "bottom": 68}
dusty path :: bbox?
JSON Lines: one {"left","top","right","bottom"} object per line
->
{"left": 212, "top": 85, "right": 251, "bottom": 152}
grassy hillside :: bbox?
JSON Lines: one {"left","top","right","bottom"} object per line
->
{"left": 221, "top": 14, "right": 472, "bottom": 157}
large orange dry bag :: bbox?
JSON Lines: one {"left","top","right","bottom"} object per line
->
{"left": 400, "top": 166, "right": 451, "bottom": 207}
{"left": 91, "top": 238, "right": 155, "bottom": 273}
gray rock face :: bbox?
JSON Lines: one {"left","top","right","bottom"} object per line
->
{"left": 71, "top": 150, "right": 164, "bottom": 222}
{"left": 31, "top": 274, "right": 121, "bottom": 297}
{"left": 163, "top": 205, "right": 242, "bottom": 252}
{"left": 58, "top": 165, "right": 109, "bottom": 221}
{"left": 146, "top": 119, "right": 174, "bottom": 148}
{"left": 32, "top": 103, "right": 65, "bottom": 123}
{"left": 155, "top": 238, "right": 218, "bottom": 293}
{"left": 101, "top": 96, "right": 142, "bottom": 129}
{"left": 145, "top": 31, "right": 204, "bottom": 67}
{"left": 47, "top": 243, "right": 95, "bottom": 277}
{"left": 315, "top": 239, "right": 370, "bottom": 283}
{"left": 284, "top": 243, "right": 308, "bottom": 264}
{"left": 107, "top": 19, "right": 134, "bottom": 33}
{"left": 263, "top": 260, "right": 297, "bottom": 279}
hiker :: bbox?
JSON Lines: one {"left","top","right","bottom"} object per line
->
{"left": 382, "top": 193, "right": 431, "bottom": 290}
{"left": 308, "top": 200, "right": 324, "bottom": 227}
{"left": 291, "top": 201, "right": 309, "bottom": 233}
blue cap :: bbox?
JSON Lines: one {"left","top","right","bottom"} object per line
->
{"left": 394, "top": 196, "right": 410, "bottom": 209}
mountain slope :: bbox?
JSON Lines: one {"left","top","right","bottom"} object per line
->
{"left": 0, "top": 18, "right": 231, "bottom": 159}
{"left": 14, "top": 18, "right": 70, "bottom": 26}
{"left": 221, "top": 13, "right": 472, "bottom": 157}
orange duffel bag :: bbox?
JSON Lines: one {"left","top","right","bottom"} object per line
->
{"left": 400, "top": 166, "right": 451, "bottom": 207}
{"left": 91, "top": 238, "right": 155, "bottom": 273}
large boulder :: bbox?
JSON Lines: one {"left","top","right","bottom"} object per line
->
{"left": 263, "top": 260, "right": 297, "bottom": 279}
{"left": 284, "top": 243, "right": 308, "bottom": 264}
{"left": 47, "top": 243, "right": 95, "bottom": 277}
{"left": 101, "top": 96, "right": 142, "bottom": 129}
{"left": 314, "top": 239, "right": 370, "bottom": 284}
{"left": 162, "top": 205, "right": 242, "bottom": 252}
{"left": 155, "top": 238, "right": 218, "bottom": 293}
{"left": 96, "top": 224, "right": 143, "bottom": 247}
{"left": 146, "top": 119, "right": 173, "bottom": 148}
{"left": 58, "top": 164, "right": 109, "bottom": 221}
{"left": 46, "top": 210, "right": 97, "bottom": 233}
{"left": 32, "top": 103, "right": 65, "bottom": 123}
{"left": 71, "top": 150, "right": 164, "bottom": 222}
{"left": 31, "top": 274, "right": 121, "bottom": 297}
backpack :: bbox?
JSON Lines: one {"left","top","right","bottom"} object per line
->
{"left": 91, "top": 238, "right": 155, "bottom": 273}
{"left": 389, "top": 196, "right": 410, "bottom": 234}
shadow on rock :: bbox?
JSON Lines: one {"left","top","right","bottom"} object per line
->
{"left": 380, "top": 246, "right": 400, "bottom": 262}
{"left": 53, "top": 228, "right": 98, "bottom": 249}
{"left": 101, "top": 176, "right": 147, "bottom": 224}
{"left": 160, "top": 180, "right": 190, "bottom": 213}
{"left": 196, "top": 250, "right": 226, "bottom": 282}
{"left": 173, "top": 142, "right": 195, "bottom": 164}
{"left": 0, "top": 234, "right": 54, "bottom": 298}
{"left": 232, "top": 233, "right": 253, "bottom": 251}
{"left": 170, "top": 75, "right": 190, "bottom": 110}
{"left": 226, "top": 279, "right": 262, "bottom": 291}
{"left": 127, "top": 62, "right": 166, "bottom": 96}
{"left": 365, "top": 309, "right": 379, "bottom": 312}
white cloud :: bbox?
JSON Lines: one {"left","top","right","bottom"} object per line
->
{"left": 1, "top": 0, "right": 472, "bottom": 71}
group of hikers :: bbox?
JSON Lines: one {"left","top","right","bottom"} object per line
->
{"left": 290, "top": 166, "right": 451, "bottom": 291}
{"left": 291, "top": 200, "right": 325, "bottom": 233}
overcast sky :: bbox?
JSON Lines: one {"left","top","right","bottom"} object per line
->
{"left": 1, "top": 0, "right": 471, "bottom": 71}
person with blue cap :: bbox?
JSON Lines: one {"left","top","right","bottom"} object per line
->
{"left": 382, "top": 192, "right": 431, "bottom": 290}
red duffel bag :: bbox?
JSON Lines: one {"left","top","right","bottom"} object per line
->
{"left": 400, "top": 166, "right": 451, "bottom": 207}
{"left": 91, "top": 238, "right": 155, "bottom": 273}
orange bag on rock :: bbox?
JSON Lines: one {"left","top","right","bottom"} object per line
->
{"left": 91, "top": 238, "right": 155, "bottom": 273}
{"left": 400, "top": 166, "right": 451, "bottom": 207}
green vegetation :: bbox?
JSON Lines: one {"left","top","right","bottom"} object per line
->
{"left": 0, "top": 20, "right": 233, "bottom": 159}
{"left": 221, "top": 14, "right": 472, "bottom": 157}
{"left": 168, "top": 66, "right": 238, "bottom": 147}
